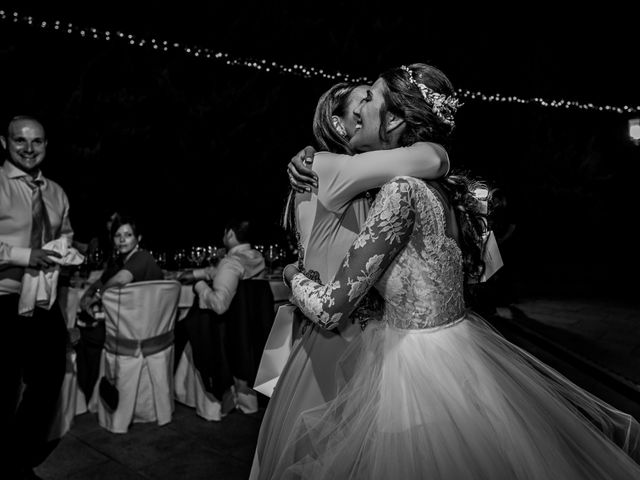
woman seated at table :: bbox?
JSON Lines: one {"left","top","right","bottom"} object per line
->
{"left": 76, "top": 215, "right": 164, "bottom": 399}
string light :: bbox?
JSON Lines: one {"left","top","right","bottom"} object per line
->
{"left": 2, "top": 9, "right": 639, "bottom": 114}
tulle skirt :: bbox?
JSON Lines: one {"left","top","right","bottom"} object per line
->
{"left": 251, "top": 317, "right": 362, "bottom": 479}
{"left": 272, "top": 312, "right": 640, "bottom": 479}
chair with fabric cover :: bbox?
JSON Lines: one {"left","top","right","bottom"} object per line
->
{"left": 93, "top": 280, "right": 181, "bottom": 433}
{"left": 174, "top": 279, "right": 274, "bottom": 419}
{"left": 47, "top": 286, "right": 88, "bottom": 441}
{"left": 48, "top": 344, "right": 88, "bottom": 440}
{"left": 174, "top": 339, "right": 225, "bottom": 421}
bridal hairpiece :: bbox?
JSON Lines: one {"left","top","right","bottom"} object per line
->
{"left": 401, "top": 65, "right": 461, "bottom": 127}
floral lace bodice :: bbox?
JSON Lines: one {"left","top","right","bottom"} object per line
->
{"left": 291, "top": 176, "right": 465, "bottom": 330}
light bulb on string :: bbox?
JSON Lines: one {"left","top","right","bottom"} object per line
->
{"left": 0, "top": 8, "right": 639, "bottom": 114}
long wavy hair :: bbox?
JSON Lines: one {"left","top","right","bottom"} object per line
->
{"left": 282, "top": 82, "right": 357, "bottom": 231}
{"left": 379, "top": 63, "right": 487, "bottom": 283}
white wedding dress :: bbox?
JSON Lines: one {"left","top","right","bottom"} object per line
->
{"left": 273, "top": 176, "right": 640, "bottom": 479}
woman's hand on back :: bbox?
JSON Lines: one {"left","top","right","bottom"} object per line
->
{"left": 288, "top": 146, "right": 318, "bottom": 193}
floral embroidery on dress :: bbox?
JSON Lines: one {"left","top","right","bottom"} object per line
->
{"left": 290, "top": 176, "right": 466, "bottom": 332}
{"left": 347, "top": 254, "right": 384, "bottom": 302}
{"left": 291, "top": 276, "right": 343, "bottom": 329}
{"left": 291, "top": 177, "right": 416, "bottom": 330}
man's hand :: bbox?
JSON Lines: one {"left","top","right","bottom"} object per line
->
{"left": 177, "top": 270, "right": 196, "bottom": 284}
{"left": 28, "top": 249, "right": 61, "bottom": 269}
{"left": 287, "top": 146, "right": 318, "bottom": 193}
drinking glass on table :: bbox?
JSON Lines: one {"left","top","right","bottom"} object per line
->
{"left": 189, "top": 246, "right": 209, "bottom": 267}
{"left": 173, "top": 249, "right": 186, "bottom": 270}
{"left": 150, "top": 250, "right": 167, "bottom": 269}
{"left": 265, "top": 244, "right": 280, "bottom": 275}
{"left": 208, "top": 245, "right": 225, "bottom": 266}
{"left": 157, "top": 251, "right": 167, "bottom": 269}
{"left": 89, "top": 248, "right": 104, "bottom": 269}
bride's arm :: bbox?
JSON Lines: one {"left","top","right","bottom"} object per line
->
{"left": 284, "top": 177, "right": 417, "bottom": 329}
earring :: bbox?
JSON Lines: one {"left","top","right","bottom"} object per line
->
{"left": 333, "top": 121, "right": 347, "bottom": 138}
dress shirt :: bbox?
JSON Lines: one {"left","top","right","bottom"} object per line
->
{"left": 193, "top": 243, "right": 265, "bottom": 314}
{"left": 0, "top": 160, "right": 73, "bottom": 295}
{"left": 19, "top": 237, "right": 84, "bottom": 316}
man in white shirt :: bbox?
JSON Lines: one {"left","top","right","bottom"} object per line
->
{"left": 181, "top": 220, "right": 266, "bottom": 314}
{"left": 178, "top": 219, "right": 266, "bottom": 415}
{"left": 0, "top": 115, "right": 73, "bottom": 479}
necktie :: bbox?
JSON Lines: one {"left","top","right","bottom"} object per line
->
{"left": 23, "top": 176, "right": 53, "bottom": 248}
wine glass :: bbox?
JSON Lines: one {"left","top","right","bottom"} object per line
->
{"left": 265, "top": 244, "right": 280, "bottom": 275}
{"left": 153, "top": 250, "right": 167, "bottom": 269}
{"left": 198, "top": 247, "right": 208, "bottom": 266}
{"left": 189, "top": 246, "right": 208, "bottom": 267}
{"left": 89, "top": 248, "right": 104, "bottom": 269}
{"left": 207, "top": 245, "right": 223, "bottom": 266}
{"left": 173, "top": 249, "right": 186, "bottom": 270}
{"left": 279, "top": 246, "right": 288, "bottom": 264}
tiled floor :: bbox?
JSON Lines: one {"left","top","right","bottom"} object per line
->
{"left": 35, "top": 402, "right": 264, "bottom": 479}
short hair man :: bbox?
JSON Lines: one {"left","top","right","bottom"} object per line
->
{"left": 0, "top": 115, "right": 74, "bottom": 478}
{"left": 178, "top": 218, "right": 266, "bottom": 416}
{"left": 180, "top": 219, "right": 265, "bottom": 313}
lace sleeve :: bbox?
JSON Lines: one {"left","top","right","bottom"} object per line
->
{"left": 290, "top": 177, "right": 416, "bottom": 329}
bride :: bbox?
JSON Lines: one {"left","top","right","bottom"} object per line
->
{"left": 277, "top": 63, "right": 640, "bottom": 479}
{"left": 251, "top": 77, "right": 450, "bottom": 478}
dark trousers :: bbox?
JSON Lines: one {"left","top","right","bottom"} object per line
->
{"left": 0, "top": 294, "right": 68, "bottom": 476}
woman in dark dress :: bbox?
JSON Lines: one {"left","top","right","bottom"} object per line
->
{"left": 76, "top": 215, "right": 164, "bottom": 399}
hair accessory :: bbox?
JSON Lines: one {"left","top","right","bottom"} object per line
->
{"left": 401, "top": 65, "right": 461, "bottom": 127}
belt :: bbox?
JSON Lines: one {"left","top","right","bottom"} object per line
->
{"left": 104, "top": 330, "right": 174, "bottom": 357}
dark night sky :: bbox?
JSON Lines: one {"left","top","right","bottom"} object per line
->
{"left": 1, "top": 3, "right": 638, "bottom": 296}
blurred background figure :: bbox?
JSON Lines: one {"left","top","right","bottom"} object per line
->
{"left": 487, "top": 187, "right": 518, "bottom": 308}
{"left": 178, "top": 218, "right": 266, "bottom": 314}
{"left": 465, "top": 186, "right": 518, "bottom": 317}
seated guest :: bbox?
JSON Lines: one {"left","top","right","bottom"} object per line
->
{"left": 179, "top": 218, "right": 266, "bottom": 313}
{"left": 178, "top": 218, "right": 266, "bottom": 415}
{"left": 76, "top": 215, "right": 164, "bottom": 399}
